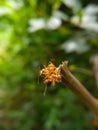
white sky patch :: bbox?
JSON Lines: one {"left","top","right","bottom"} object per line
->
{"left": 46, "top": 16, "right": 62, "bottom": 30}
{"left": 53, "top": 10, "right": 68, "bottom": 21}
{"left": 71, "top": 4, "right": 98, "bottom": 32}
{"left": 28, "top": 18, "right": 45, "bottom": 32}
{"left": 0, "top": 6, "right": 12, "bottom": 15}
{"left": 6, "top": 0, "right": 23, "bottom": 10}
{"left": 83, "top": 4, "right": 98, "bottom": 15}
{"left": 62, "top": 41, "right": 77, "bottom": 53}
{"left": 80, "top": 4, "right": 98, "bottom": 32}
{"left": 62, "top": 0, "right": 81, "bottom": 10}
{"left": 28, "top": 16, "right": 62, "bottom": 32}
{"left": 61, "top": 38, "right": 90, "bottom": 54}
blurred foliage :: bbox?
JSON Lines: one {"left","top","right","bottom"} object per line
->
{"left": 0, "top": 0, "right": 98, "bottom": 130}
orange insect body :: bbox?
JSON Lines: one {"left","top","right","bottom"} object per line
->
{"left": 39, "top": 62, "right": 61, "bottom": 87}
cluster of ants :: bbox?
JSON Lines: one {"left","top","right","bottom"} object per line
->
{"left": 39, "top": 62, "right": 61, "bottom": 87}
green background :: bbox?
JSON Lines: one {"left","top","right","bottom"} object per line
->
{"left": 0, "top": 0, "right": 98, "bottom": 130}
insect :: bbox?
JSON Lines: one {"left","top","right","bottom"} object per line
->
{"left": 39, "top": 62, "right": 61, "bottom": 87}
{"left": 39, "top": 62, "right": 61, "bottom": 95}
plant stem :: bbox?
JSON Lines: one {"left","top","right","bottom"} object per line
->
{"left": 72, "top": 67, "right": 94, "bottom": 77}
{"left": 94, "top": 55, "right": 98, "bottom": 88}
{"left": 60, "top": 61, "right": 98, "bottom": 115}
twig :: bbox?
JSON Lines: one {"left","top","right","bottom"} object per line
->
{"left": 72, "top": 67, "right": 94, "bottom": 77}
{"left": 94, "top": 55, "right": 98, "bottom": 88}
{"left": 60, "top": 61, "right": 98, "bottom": 115}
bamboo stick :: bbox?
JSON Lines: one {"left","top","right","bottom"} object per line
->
{"left": 60, "top": 61, "right": 98, "bottom": 115}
